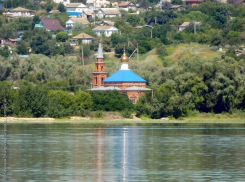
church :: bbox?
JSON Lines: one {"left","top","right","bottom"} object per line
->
{"left": 89, "top": 41, "right": 151, "bottom": 103}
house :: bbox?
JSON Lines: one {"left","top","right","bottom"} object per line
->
{"left": 86, "top": 0, "right": 110, "bottom": 10}
{"left": 97, "top": 20, "right": 115, "bottom": 26}
{"left": 66, "top": 3, "right": 88, "bottom": 15}
{"left": 178, "top": 21, "right": 201, "bottom": 31}
{"left": 65, "top": 18, "right": 90, "bottom": 27}
{"left": 82, "top": 10, "right": 94, "bottom": 19}
{"left": 5, "top": 38, "right": 18, "bottom": 45}
{"left": 49, "top": 10, "right": 61, "bottom": 14}
{"left": 0, "top": 38, "right": 5, "bottom": 45}
{"left": 235, "top": 49, "right": 244, "bottom": 56}
{"left": 170, "top": 5, "right": 185, "bottom": 11}
{"left": 113, "top": 1, "right": 138, "bottom": 11}
{"left": 96, "top": 8, "right": 121, "bottom": 19}
{"left": 53, "top": 0, "right": 70, "bottom": 6}
{"left": 185, "top": 0, "right": 203, "bottom": 7}
{"left": 93, "top": 26, "right": 118, "bottom": 37}
{"left": 70, "top": 32, "right": 94, "bottom": 45}
{"left": 87, "top": 42, "right": 151, "bottom": 104}
{"left": 9, "top": 7, "right": 35, "bottom": 17}
{"left": 35, "top": 19, "right": 66, "bottom": 31}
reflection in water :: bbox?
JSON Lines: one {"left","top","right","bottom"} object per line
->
{"left": 0, "top": 124, "right": 245, "bottom": 181}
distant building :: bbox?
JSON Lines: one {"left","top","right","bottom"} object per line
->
{"left": 88, "top": 42, "right": 151, "bottom": 104}
{"left": 9, "top": 7, "right": 35, "bottom": 17}
{"left": 65, "top": 18, "right": 90, "bottom": 27}
{"left": 70, "top": 32, "right": 94, "bottom": 45}
{"left": 53, "top": 0, "right": 70, "bottom": 6}
{"left": 112, "top": 1, "right": 138, "bottom": 11}
{"left": 35, "top": 19, "right": 66, "bottom": 31}
{"left": 93, "top": 26, "right": 118, "bottom": 37}
{"left": 179, "top": 21, "right": 201, "bottom": 31}
{"left": 66, "top": 3, "right": 88, "bottom": 15}
{"left": 185, "top": 0, "right": 203, "bottom": 7}
{"left": 82, "top": 10, "right": 94, "bottom": 19}
{"left": 86, "top": 0, "right": 110, "bottom": 10}
{"left": 49, "top": 10, "right": 61, "bottom": 14}
{"left": 96, "top": 8, "right": 121, "bottom": 19}
{"left": 170, "top": 5, "right": 185, "bottom": 11}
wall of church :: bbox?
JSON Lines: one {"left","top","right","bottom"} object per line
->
{"left": 104, "top": 82, "right": 146, "bottom": 89}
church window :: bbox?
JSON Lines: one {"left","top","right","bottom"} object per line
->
{"left": 131, "top": 98, "right": 136, "bottom": 104}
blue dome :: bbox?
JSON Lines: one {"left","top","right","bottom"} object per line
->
{"left": 103, "top": 70, "right": 146, "bottom": 82}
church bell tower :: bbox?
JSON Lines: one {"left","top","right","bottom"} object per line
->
{"left": 93, "top": 41, "right": 107, "bottom": 88}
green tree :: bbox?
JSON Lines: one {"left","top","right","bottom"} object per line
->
{"left": 17, "top": 41, "right": 28, "bottom": 55}
{"left": 56, "top": 32, "right": 68, "bottom": 42}
{"left": 58, "top": 2, "right": 66, "bottom": 12}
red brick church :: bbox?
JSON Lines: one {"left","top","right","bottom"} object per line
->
{"left": 89, "top": 41, "right": 151, "bottom": 103}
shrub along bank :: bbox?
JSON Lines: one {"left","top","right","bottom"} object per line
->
{"left": 0, "top": 82, "right": 134, "bottom": 118}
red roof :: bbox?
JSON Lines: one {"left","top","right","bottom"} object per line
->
{"left": 40, "top": 19, "right": 66, "bottom": 31}
{"left": 186, "top": 0, "right": 203, "bottom": 2}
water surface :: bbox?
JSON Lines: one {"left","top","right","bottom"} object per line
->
{"left": 1, "top": 123, "right": 245, "bottom": 181}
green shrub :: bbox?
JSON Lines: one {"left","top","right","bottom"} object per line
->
{"left": 121, "top": 109, "right": 133, "bottom": 118}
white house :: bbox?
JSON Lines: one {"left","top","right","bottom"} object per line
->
{"left": 86, "top": 0, "right": 110, "bottom": 10}
{"left": 10, "top": 7, "right": 35, "bottom": 17}
{"left": 93, "top": 26, "right": 118, "bottom": 37}
{"left": 65, "top": 18, "right": 90, "bottom": 27}
{"left": 179, "top": 21, "right": 202, "bottom": 31}
{"left": 70, "top": 32, "right": 94, "bottom": 45}
{"left": 112, "top": 1, "right": 138, "bottom": 11}
{"left": 66, "top": 3, "right": 88, "bottom": 15}
{"left": 82, "top": 10, "right": 94, "bottom": 19}
{"left": 53, "top": 0, "right": 70, "bottom": 6}
{"left": 96, "top": 8, "right": 121, "bottom": 19}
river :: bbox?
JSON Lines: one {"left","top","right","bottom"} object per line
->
{"left": 1, "top": 123, "right": 245, "bottom": 181}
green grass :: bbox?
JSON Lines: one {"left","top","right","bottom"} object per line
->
{"left": 109, "top": 43, "right": 222, "bottom": 68}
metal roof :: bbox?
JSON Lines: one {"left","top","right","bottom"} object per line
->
{"left": 86, "top": 86, "right": 121, "bottom": 91}
{"left": 97, "top": 41, "right": 103, "bottom": 58}
{"left": 124, "top": 86, "right": 151, "bottom": 91}
{"left": 67, "top": 12, "right": 82, "bottom": 16}
{"left": 103, "top": 70, "right": 146, "bottom": 82}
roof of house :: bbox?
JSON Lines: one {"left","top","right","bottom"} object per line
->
{"left": 118, "top": 1, "right": 135, "bottom": 6}
{"left": 84, "top": 10, "right": 94, "bottom": 15}
{"left": 171, "top": 5, "right": 184, "bottom": 8}
{"left": 40, "top": 19, "right": 66, "bottom": 31}
{"left": 71, "top": 18, "right": 90, "bottom": 24}
{"left": 71, "top": 32, "right": 94, "bottom": 39}
{"left": 99, "top": 8, "right": 121, "bottom": 15}
{"left": 180, "top": 21, "right": 201, "bottom": 26}
{"left": 11, "top": 7, "right": 34, "bottom": 12}
{"left": 66, "top": 3, "right": 86, "bottom": 7}
{"left": 93, "top": 26, "right": 117, "bottom": 30}
{"left": 49, "top": 10, "right": 61, "bottom": 14}
{"left": 185, "top": 0, "right": 203, "bottom": 2}
{"left": 103, "top": 70, "right": 146, "bottom": 82}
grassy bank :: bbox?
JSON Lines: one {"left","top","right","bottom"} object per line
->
{"left": 0, "top": 116, "right": 245, "bottom": 124}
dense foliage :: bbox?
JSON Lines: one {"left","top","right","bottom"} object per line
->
{"left": 135, "top": 57, "right": 245, "bottom": 118}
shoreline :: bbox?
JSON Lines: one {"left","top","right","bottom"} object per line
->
{"left": 0, "top": 116, "right": 245, "bottom": 124}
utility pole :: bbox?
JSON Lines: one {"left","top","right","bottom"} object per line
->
{"left": 81, "top": 45, "right": 84, "bottom": 66}
{"left": 137, "top": 43, "right": 139, "bottom": 63}
{"left": 226, "top": 11, "right": 230, "bottom": 28}
{"left": 193, "top": 21, "right": 196, "bottom": 35}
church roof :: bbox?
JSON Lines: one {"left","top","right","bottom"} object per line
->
{"left": 103, "top": 70, "right": 146, "bottom": 82}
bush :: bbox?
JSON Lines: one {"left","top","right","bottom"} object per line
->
{"left": 121, "top": 109, "right": 133, "bottom": 118}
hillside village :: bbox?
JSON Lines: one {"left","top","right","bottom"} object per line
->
{"left": 1, "top": 0, "right": 245, "bottom": 119}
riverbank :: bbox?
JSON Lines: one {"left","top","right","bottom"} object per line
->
{"left": 0, "top": 115, "right": 245, "bottom": 124}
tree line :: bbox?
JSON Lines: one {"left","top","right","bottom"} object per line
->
{"left": 0, "top": 82, "right": 134, "bottom": 118}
